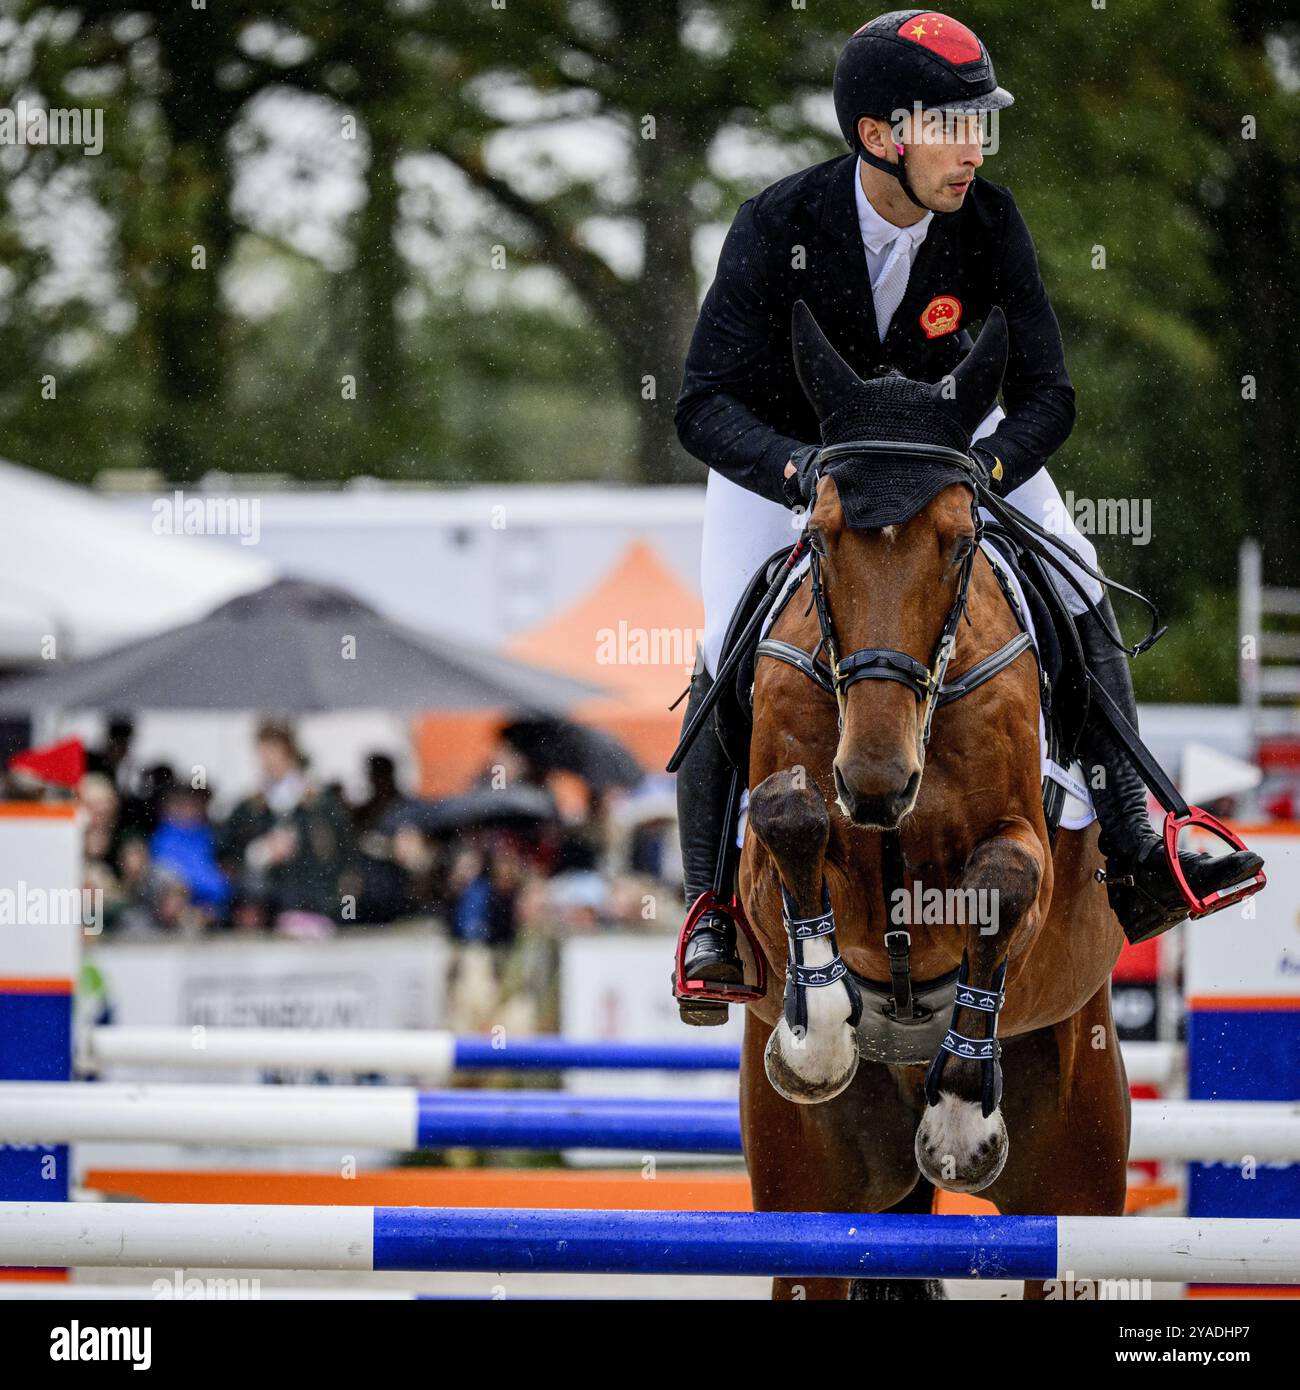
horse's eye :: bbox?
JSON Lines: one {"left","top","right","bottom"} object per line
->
{"left": 952, "top": 535, "right": 975, "bottom": 567}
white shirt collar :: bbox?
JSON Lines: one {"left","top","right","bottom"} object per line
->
{"left": 854, "top": 158, "right": 932, "bottom": 253}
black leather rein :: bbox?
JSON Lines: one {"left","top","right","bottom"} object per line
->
{"left": 755, "top": 437, "right": 1165, "bottom": 745}
{"left": 759, "top": 440, "right": 1024, "bottom": 745}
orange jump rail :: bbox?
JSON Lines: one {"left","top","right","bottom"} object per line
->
{"left": 82, "top": 1166, "right": 1177, "bottom": 1216}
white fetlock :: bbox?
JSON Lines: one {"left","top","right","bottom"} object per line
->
{"left": 914, "top": 1092, "right": 1009, "bottom": 1194}
{"left": 764, "top": 884, "right": 860, "bottom": 1104}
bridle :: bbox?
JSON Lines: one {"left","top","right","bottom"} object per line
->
{"left": 807, "top": 440, "right": 985, "bottom": 751}
{"left": 765, "top": 435, "right": 1168, "bottom": 754}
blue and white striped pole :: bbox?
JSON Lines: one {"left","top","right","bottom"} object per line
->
{"left": 1, "top": 1204, "right": 1298, "bottom": 1283}
{"left": 2, "top": 1084, "right": 1297, "bottom": 1161}
{"left": 83, "top": 1027, "right": 1182, "bottom": 1087}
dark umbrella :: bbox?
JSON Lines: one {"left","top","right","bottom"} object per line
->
{"left": 501, "top": 714, "right": 642, "bottom": 791}
{"left": 382, "top": 784, "right": 558, "bottom": 835}
{"left": 0, "top": 578, "right": 607, "bottom": 713}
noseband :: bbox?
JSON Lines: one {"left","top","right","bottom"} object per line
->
{"left": 805, "top": 440, "right": 985, "bottom": 751}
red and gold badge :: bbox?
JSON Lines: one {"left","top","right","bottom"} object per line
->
{"left": 919, "top": 295, "right": 962, "bottom": 338}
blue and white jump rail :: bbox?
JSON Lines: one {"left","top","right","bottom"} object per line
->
{"left": 81, "top": 1027, "right": 1182, "bottom": 1087}
{"left": 1, "top": 1204, "right": 1297, "bottom": 1283}
{"left": 1, "top": 1083, "right": 1297, "bottom": 1161}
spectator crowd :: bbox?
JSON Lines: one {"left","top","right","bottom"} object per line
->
{"left": 74, "top": 719, "right": 680, "bottom": 948}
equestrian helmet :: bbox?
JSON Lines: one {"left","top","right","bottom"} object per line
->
{"left": 834, "top": 11, "right": 1013, "bottom": 149}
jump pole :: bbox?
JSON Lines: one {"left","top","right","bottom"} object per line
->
{"left": 1, "top": 1204, "right": 1298, "bottom": 1283}
{"left": 2, "top": 1084, "right": 1297, "bottom": 1161}
{"left": 81, "top": 1027, "right": 1181, "bottom": 1087}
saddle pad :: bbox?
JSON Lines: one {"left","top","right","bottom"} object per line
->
{"left": 755, "top": 545, "right": 1096, "bottom": 831}
{"left": 980, "top": 540, "right": 1096, "bottom": 831}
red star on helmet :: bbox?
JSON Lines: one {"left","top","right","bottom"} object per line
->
{"left": 897, "top": 12, "right": 983, "bottom": 65}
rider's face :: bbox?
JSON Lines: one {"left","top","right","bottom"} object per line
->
{"left": 859, "top": 112, "right": 986, "bottom": 215}
{"left": 902, "top": 111, "right": 985, "bottom": 212}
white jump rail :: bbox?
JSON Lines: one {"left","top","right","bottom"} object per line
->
{"left": 0, "top": 1083, "right": 1293, "bottom": 1161}
{"left": 1, "top": 1204, "right": 1298, "bottom": 1283}
{"left": 80, "top": 1027, "right": 1184, "bottom": 1089}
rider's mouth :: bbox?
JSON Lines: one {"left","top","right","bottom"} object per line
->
{"left": 948, "top": 178, "right": 972, "bottom": 194}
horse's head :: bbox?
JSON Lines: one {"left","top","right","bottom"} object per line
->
{"left": 791, "top": 299, "right": 1008, "bottom": 829}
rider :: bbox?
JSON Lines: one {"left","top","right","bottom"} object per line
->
{"left": 671, "top": 10, "right": 1263, "bottom": 1023}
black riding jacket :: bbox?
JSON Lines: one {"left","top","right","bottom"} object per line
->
{"left": 675, "top": 154, "right": 1075, "bottom": 506}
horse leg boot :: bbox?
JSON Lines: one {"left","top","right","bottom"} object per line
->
{"left": 915, "top": 825, "right": 1044, "bottom": 1194}
{"left": 748, "top": 770, "right": 861, "bottom": 1103}
{"left": 1077, "top": 597, "right": 1263, "bottom": 945}
{"left": 674, "top": 662, "right": 745, "bottom": 1025}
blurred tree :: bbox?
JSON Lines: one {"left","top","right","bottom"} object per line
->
{"left": 0, "top": 0, "right": 1294, "bottom": 702}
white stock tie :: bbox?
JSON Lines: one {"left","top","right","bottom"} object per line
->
{"left": 872, "top": 235, "right": 913, "bottom": 344}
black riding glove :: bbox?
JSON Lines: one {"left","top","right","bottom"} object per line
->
{"left": 782, "top": 444, "right": 821, "bottom": 510}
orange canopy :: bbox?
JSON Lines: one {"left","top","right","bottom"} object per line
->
{"left": 507, "top": 540, "right": 703, "bottom": 769}
{"left": 414, "top": 541, "right": 703, "bottom": 794}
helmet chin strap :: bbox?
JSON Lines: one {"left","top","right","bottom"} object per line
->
{"left": 858, "top": 142, "right": 933, "bottom": 212}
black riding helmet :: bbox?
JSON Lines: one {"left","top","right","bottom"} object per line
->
{"left": 834, "top": 11, "right": 1014, "bottom": 209}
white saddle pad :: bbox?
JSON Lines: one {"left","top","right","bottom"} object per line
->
{"left": 980, "top": 540, "right": 1096, "bottom": 830}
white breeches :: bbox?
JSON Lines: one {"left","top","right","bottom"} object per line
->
{"left": 699, "top": 407, "right": 1102, "bottom": 678}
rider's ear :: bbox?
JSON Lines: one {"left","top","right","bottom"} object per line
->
{"left": 792, "top": 299, "right": 864, "bottom": 421}
{"left": 933, "top": 305, "right": 1008, "bottom": 436}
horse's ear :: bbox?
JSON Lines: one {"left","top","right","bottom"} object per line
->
{"left": 792, "top": 299, "right": 863, "bottom": 421}
{"left": 933, "top": 306, "right": 1008, "bottom": 436}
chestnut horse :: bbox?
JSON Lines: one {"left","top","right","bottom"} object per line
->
{"left": 737, "top": 303, "right": 1128, "bottom": 1300}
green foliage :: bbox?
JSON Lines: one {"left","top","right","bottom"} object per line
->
{"left": 0, "top": 0, "right": 1295, "bottom": 700}
{"left": 1131, "top": 588, "right": 1238, "bottom": 706}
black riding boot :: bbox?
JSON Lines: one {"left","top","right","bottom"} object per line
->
{"left": 674, "top": 662, "right": 744, "bottom": 1025}
{"left": 1076, "top": 598, "right": 1264, "bottom": 945}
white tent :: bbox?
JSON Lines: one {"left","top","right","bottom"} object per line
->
{"left": 0, "top": 459, "right": 274, "bottom": 663}
{"left": 1179, "top": 740, "right": 1263, "bottom": 806}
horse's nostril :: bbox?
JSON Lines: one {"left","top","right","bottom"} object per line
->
{"left": 833, "top": 758, "right": 921, "bottom": 827}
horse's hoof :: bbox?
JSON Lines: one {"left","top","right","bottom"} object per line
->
{"left": 763, "top": 1020, "right": 859, "bottom": 1104}
{"left": 913, "top": 1095, "right": 1009, "bottom": 1194}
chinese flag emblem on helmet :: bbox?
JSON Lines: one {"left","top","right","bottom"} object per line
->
{"left": 896, "top": 13, "right": 984, "bottom": 66}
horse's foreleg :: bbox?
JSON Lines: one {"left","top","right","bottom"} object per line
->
{"left": 914, "top": 823, "right": 1044, "bottom": 1194}
{"left": 747, "top": 769, "right": 860, "bottom": 1104}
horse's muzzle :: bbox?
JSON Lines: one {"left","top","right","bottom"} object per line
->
{"left": 833, "top": 763, "right": 921, "bottom": 829}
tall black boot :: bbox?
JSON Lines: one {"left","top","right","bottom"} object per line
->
{"left": 1076, "top": 598, "right": 1263, "bottom": 945}
{"left": 674, "top": 660, "right": 744, "bottom": 1024}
